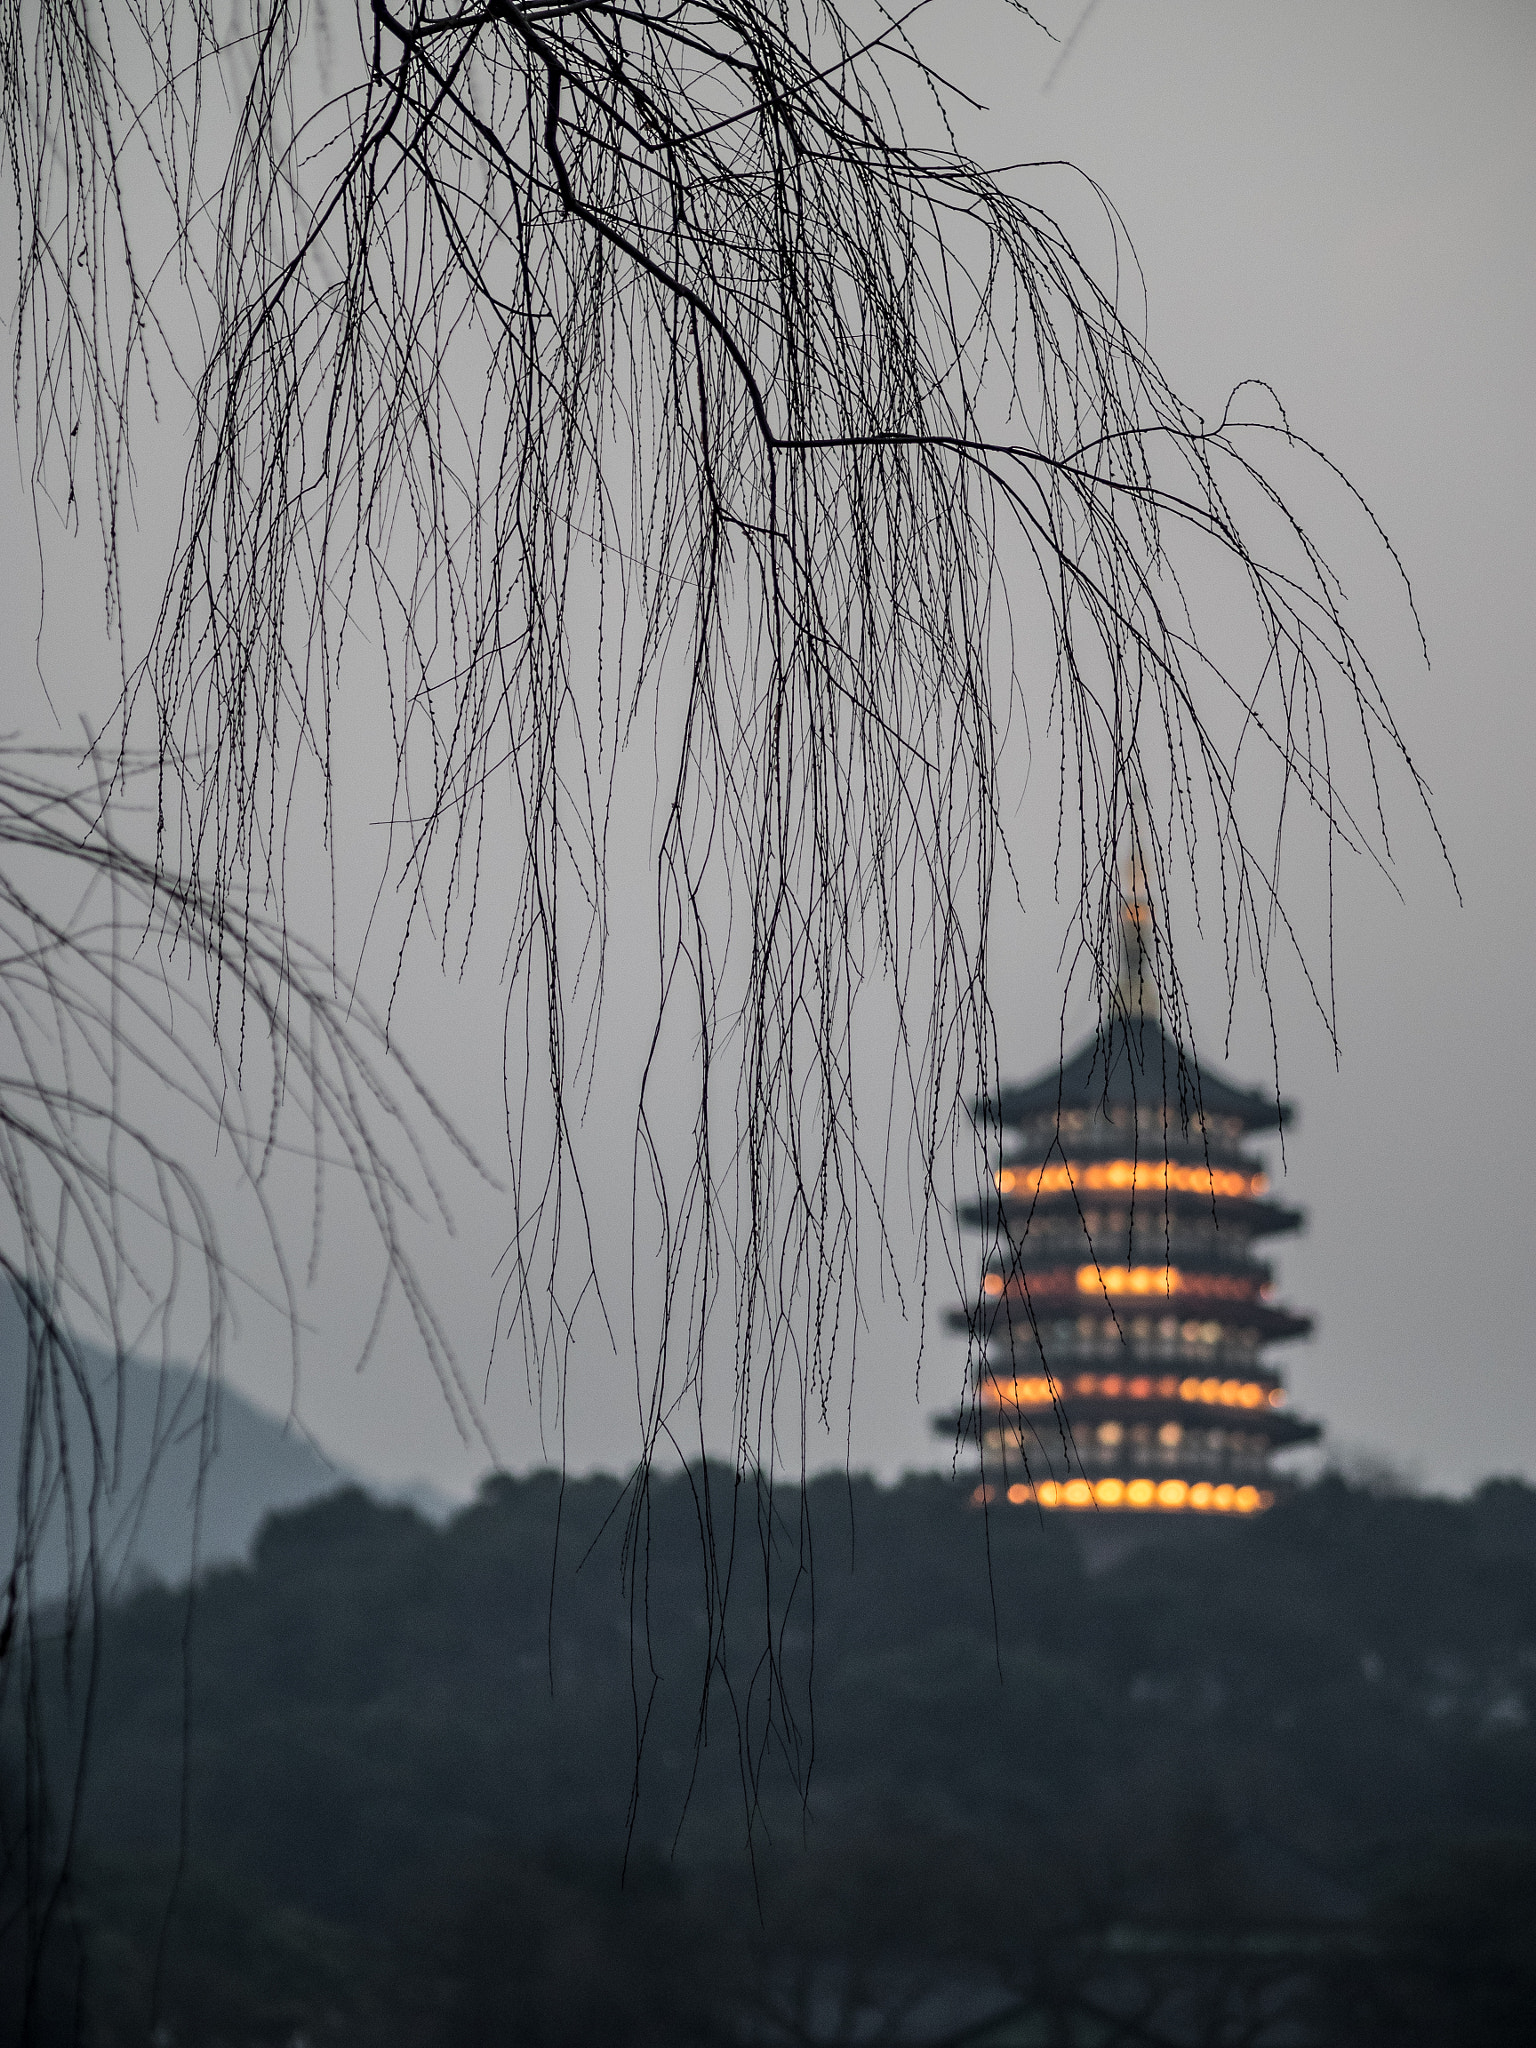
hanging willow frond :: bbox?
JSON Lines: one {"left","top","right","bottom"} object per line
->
{"left": 0, "top": 743, "right": 491, "bottom": 2021}
{"left": 3, "top": 0, "right": 1441, "bottom": 1828}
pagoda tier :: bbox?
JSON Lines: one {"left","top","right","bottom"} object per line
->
{"left": 937, "top": 865, "right": 1322, "bottom": 1516}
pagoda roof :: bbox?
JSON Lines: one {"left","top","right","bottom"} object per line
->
{"left": 958, "top": 1193, "right": 1303, "bottom": 1237}
{"left": 980, "top": 1016, "right": 1290, "bottom": 1136}
{"left": 946, "top": 1296, "right": 1312, "bottom": 1344}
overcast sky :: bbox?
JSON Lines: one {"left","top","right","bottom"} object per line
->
{"left": 5, "top": 1, "right": 1532, "bottom": 1502}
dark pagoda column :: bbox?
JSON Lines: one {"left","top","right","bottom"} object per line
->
{"left": 940, "top": 858, "right": 1322, "bottom": 1514}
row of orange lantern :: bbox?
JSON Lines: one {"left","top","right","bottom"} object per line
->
{"left": 994, "top": 1160, "right": 1268, "bottom": 1200}
{"left": 980, "top": 1267, "right": 1260, "bottom": 1302}
{"left": 973, "top": 1477, "right": 1271, "bottom": 1513}
{"left": 983, "top": 1374, "right": 1283, "bottom": 1410}
{"left": 1082, "top": 1263, "right": 1181, "bottom": 1296}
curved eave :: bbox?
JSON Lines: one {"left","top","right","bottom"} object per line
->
{"left": 995, "top": 1403, "right": 1322, "bottom": 1450}
{"left": 936, "top": 1408, "right": 1324, "bottom": 1451}
{"left": 990, "top": 1248, "right": 1274, "bottom": 1286}
{"left": 977, "top": 1019, "right": 1290, "bottom": 1135}
{"left": 946, "top": 1298, "right": 1314, "bottom": 1343}
{"left": 959, "top": 1195, "right": 1304, "bottom": 1237}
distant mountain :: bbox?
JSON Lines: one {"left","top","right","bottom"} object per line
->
{"left": 0, "top": 1291, "right": 447, "bottom": 1600}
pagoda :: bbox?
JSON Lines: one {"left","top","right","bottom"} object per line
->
{"left": 942, "top": 852, "right": 1321, "bottom": 1514}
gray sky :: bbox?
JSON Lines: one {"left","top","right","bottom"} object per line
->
{"left": 5, "top": 1, "right": 1532, "bottom": 1500}
{"left": 994, "top": 0, "right": 1535, "bottom": 1498}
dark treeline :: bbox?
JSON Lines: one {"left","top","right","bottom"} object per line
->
{"left": 5, "top": 1469, "right": 1536, "bottom": 2045}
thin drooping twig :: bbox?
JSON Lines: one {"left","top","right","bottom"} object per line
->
{"left": 3, "top": 0, "right": 1445, "bottom": 1865}
{"left": 0, "top": 744, "right": 495, "bottom": 2031}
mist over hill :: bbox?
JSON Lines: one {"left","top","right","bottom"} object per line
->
{"left": 0, "top": 1293, "right": 451, "bottom": 1601}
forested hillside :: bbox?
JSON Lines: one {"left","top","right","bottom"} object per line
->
{"left": 8, "top": 1470, "right": 1536, "bottom": 2043}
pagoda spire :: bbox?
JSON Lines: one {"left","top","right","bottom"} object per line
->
{"left": 1112, "top": 812, "right": 1160, "bottom": 1022}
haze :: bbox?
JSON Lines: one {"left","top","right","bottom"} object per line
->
{"left": 3, "top": 0, "right": 1530, "bottom": 1502}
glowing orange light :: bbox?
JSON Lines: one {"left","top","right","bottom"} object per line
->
{"left": 1077, "top": 1264, "right": 1182, "bottom": 1296}
{"left": 984, "top": 1373, "right": 1277, "bottom": 1411}
{"left": 1003, "top": 1474, "right": 1276, "bottom": 1514}
{"left": 983, "top": 1267, "right": 1256, "bottom": 1304}
{"left": 980, "top": 1376, "right": 1056, "bottom": 1407}
{"left": 996, "top": 1160, "right": 1268, "bottom": 1200}
{"left": 972, "top": 1484, "right": 996, "bottom": 1505}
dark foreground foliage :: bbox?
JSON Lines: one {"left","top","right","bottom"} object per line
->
{"left": 5, "top": 1469, "right": 1535, "bottom": 2044}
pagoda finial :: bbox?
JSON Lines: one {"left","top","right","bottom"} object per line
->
{"left": 1113, "top": 805, "right": 1160, "bottom": 1022}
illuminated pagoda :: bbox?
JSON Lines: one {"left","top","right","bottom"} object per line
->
{"left": 943, "top": 855, "right": 1321, "bottom": 1516}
